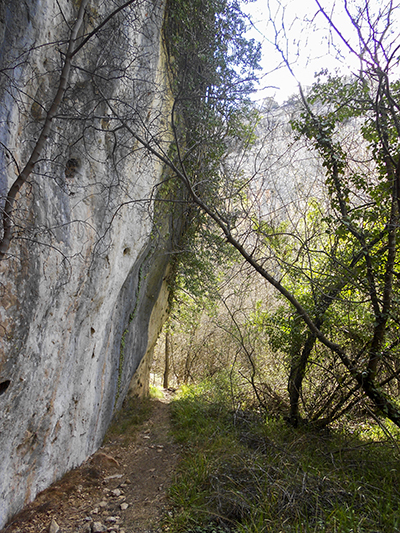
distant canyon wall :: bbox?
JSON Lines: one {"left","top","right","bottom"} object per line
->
{"left": 0, "top": 0, "right": 176, "bottom": 526}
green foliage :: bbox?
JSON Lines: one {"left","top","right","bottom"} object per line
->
{"left": 164, "top": 0, "right": 261, "bottom": 181}
{"left": 171, "top": 226, "right": 239, "bottom": 306}
{"left": 291, "top": 72, "right": 395, "bottom": 227}
{"left": 162, "top": 0, "right": 260, "bottom": 321}
{"left": 165, "top": 0, "right": 261, "bottom": 105}
{"left": 162, "top": 0, "right": 400, "bottom": 430}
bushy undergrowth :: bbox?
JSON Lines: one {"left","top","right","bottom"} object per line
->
{"left": 166, "top": 374, "right": 400, "bottom": 533}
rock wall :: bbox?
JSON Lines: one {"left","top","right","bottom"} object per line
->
{"left": 0, "top": 0, "right": 177, "bottom": 527}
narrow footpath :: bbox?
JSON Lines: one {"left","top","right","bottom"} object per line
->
{"left": 2, "top": 392, "right": 180, "bottom": 533}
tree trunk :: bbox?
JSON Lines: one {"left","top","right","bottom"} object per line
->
{"left": 163, "top": 328, "right": 171, "bottom": 389}
{"left": 288, "top": 332, "right": 317, "bottom": 426}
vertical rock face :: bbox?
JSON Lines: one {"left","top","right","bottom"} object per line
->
{"left": 0, "top": 0, "right": 175, "bottom": 526}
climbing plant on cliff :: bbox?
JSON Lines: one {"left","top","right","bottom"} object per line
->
{"left": 148, "top": 0, "right": 262, "bottom": 316}
{"left": 161, "top": 0, "right": 261, "bottom": 240}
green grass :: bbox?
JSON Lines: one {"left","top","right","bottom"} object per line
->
{"left": 166, "top": 377, "right": 400, "bottom": 533}
{"left": 150, "top": 384, "right": 165, "bottom": 398}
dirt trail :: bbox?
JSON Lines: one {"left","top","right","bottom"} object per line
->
{"left": 2, "top": 392, "right": 180, "bottom": 533}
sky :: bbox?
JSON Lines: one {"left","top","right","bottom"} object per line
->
{"left": 242, "top": 0, "right": 393, "bottom": 103}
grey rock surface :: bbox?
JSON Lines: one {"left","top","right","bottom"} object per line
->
{"left": 0, "top": 0, "right": 177, "bottom": 527}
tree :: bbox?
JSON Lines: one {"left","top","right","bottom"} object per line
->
{"left": 279, "top": 0, "right": 400, "bottom": 426}
{"left": 139, "top": 0, "right": 400, "bottom": 428}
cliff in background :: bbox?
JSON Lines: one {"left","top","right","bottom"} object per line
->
{"left": 0, "top": 0, "right": 178, "bottom": 526}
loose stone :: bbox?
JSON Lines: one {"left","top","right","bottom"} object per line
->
{"left": 104, "top": 474, "right": 123, "bottom": 481}
{"left": 111, "top": 489, "right": 122, "bottom": 497}
{"left": 92, "top": 522, "right": 106, "bottom": 532}
{"left": 49, "top": 519, "right": 60, "bottom": 533}
{"left": 120, "top": 503, "right": 129, "bottom": 510}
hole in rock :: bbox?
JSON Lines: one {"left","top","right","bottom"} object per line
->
{"left": 65, "top": 158, "right": 80, "bottom": 178}
{"left": 123, "top": 247, "right": 131, "bottom": 256}
{"left": 91, "top": 327, "right": 95, "bottom": 335}
{"left": 0, "top": 380, "right": 11, "bottom": 396}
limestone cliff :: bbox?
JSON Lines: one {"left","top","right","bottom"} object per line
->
{"left": 0, "top": 0, "right": 177, "bottom": 526}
